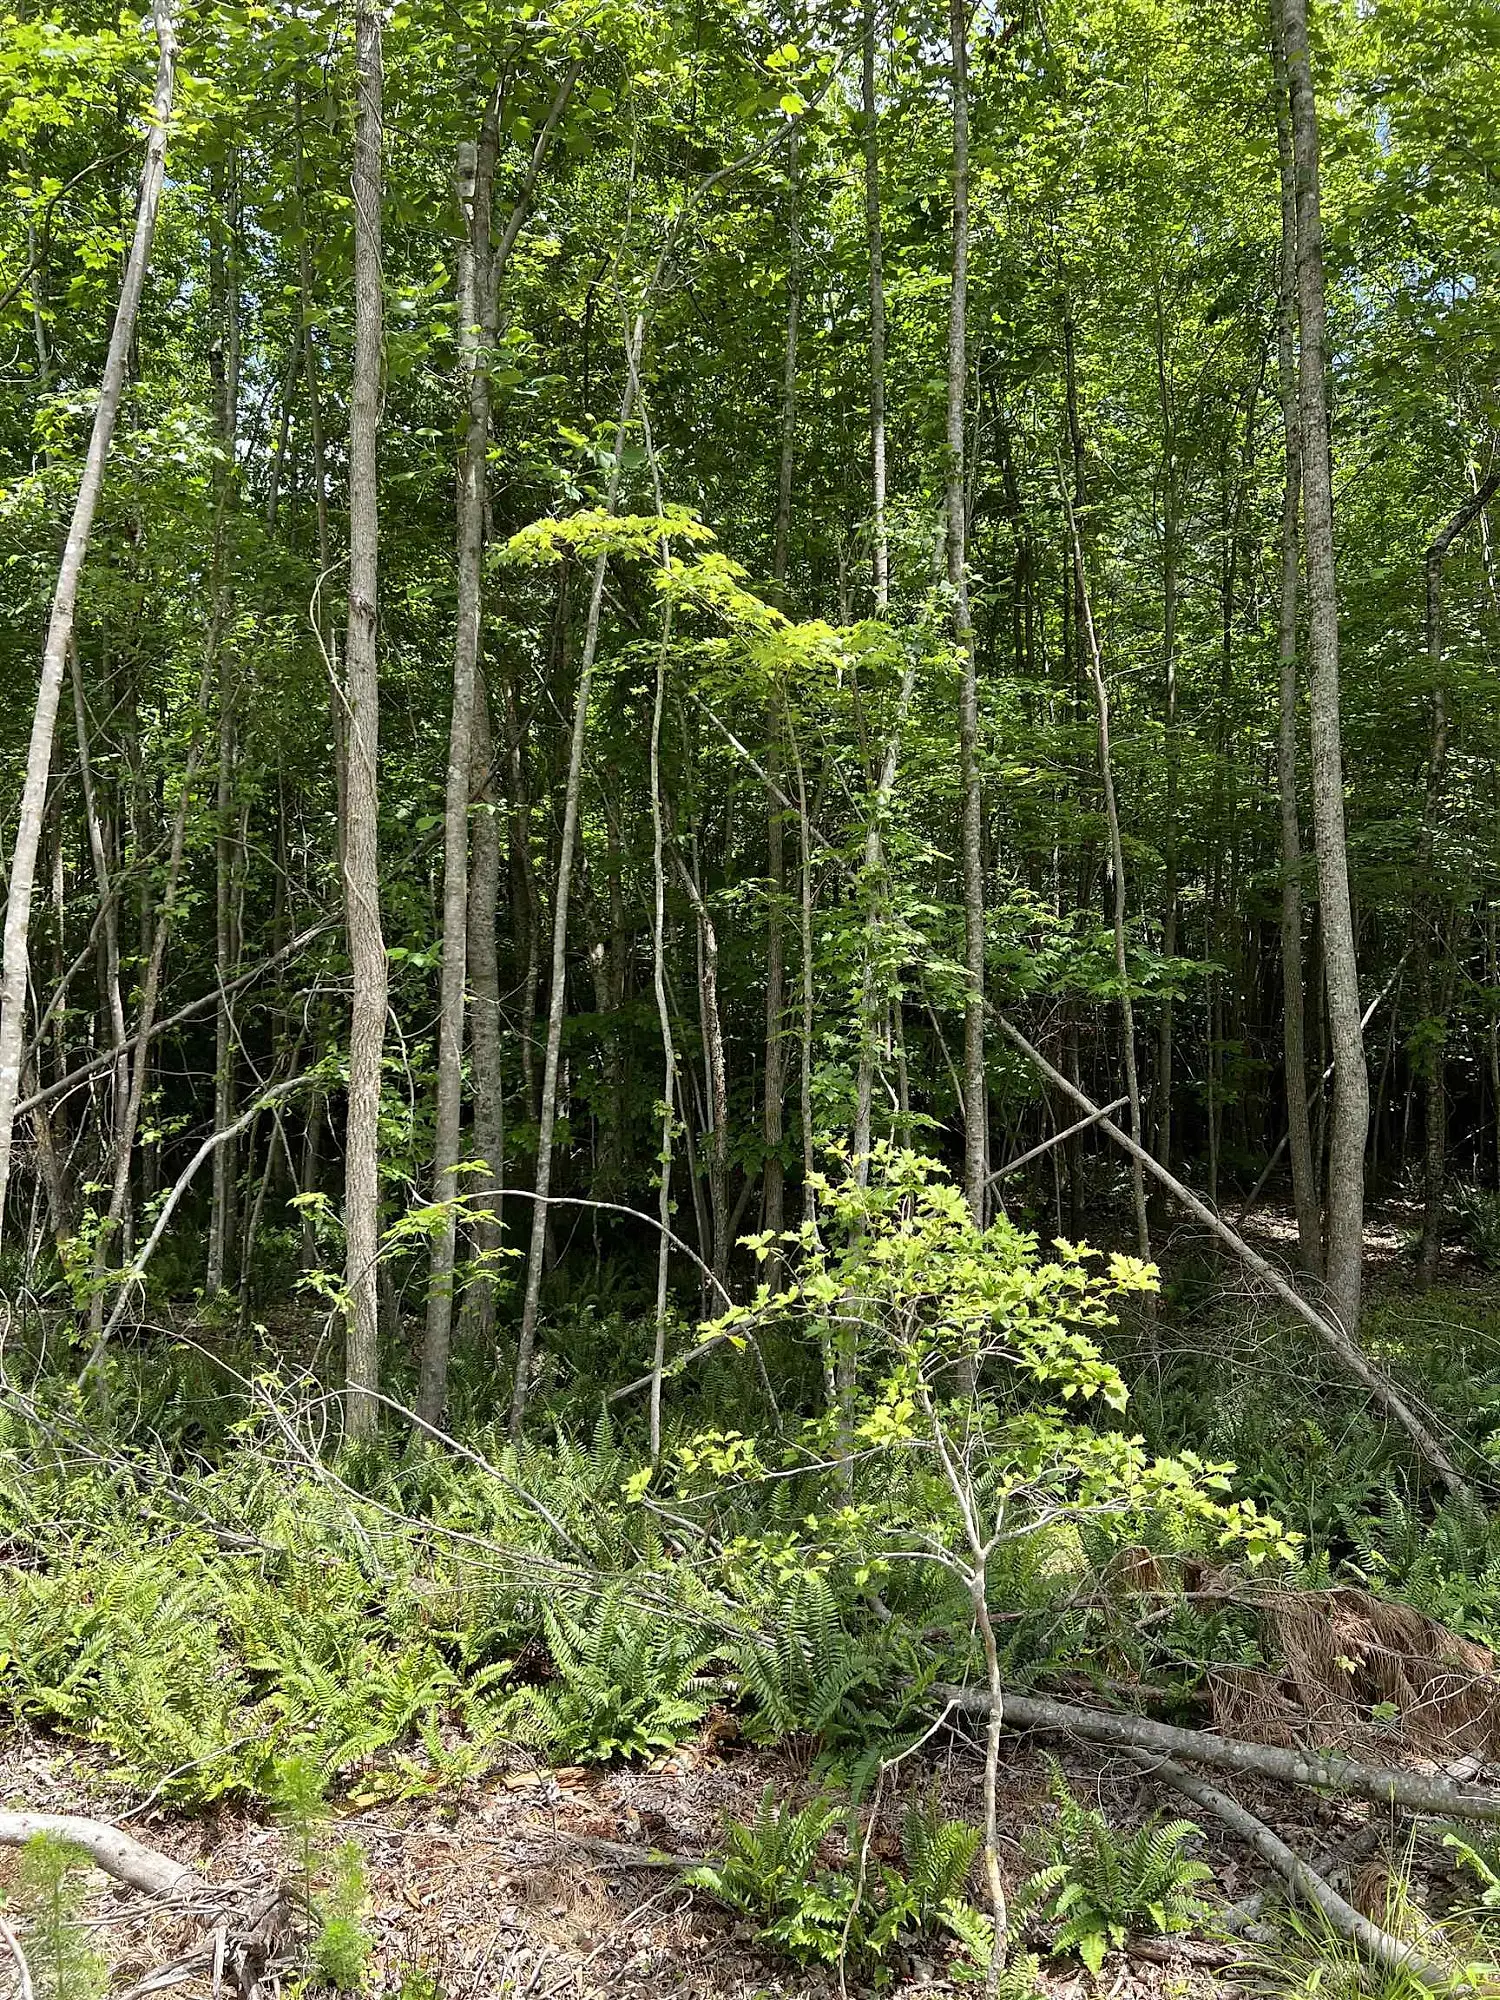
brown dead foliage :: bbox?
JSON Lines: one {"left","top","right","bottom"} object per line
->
{"left": 1208, "top": 1586, "right": 1500, "bottom": 1760}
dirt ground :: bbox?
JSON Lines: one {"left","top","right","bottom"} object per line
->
{"left": 0, "top": 1710, "right": 1381, "bottom": 1999}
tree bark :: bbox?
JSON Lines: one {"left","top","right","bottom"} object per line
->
{"left": 948, "top": 0, "right": 986, "bottom": 1222}
{"left": 1270, "top": 0, "right": 1322, "bottom": 1274}
{"left": 863, "top": 0, "right": 889, "bottom": 609}
{"left": 465, "top": 673, "right": 504, "bottom": 1341}
{"left": 1282, "top": 0, "right": 1369, "bottom": 1332}
{"left": 0, "top": 0, "right": 176, "bottom": 1235}
{"left": 1065, "top": 494, "right": 1152, "bottom": 1267}
{"left": 341, "top": 0, "right": 388, "bottom": 1441}
{"left": 208, "top": 159, "right": 241, "bottom": 1298}
{"left": 419, "top": 108, "right": 500, "bottom": 1426}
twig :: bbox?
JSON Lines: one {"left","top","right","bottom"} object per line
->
{"left": 0, "top": 1916, "right": 34, "bottom": 2000}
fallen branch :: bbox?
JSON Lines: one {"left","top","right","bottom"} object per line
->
{"left": 560, "top": 1831, "right": 701, "bottom": 1871}
{"left": 0, "top": 1813, "right": 205, "bottom": 1900}
{"left": 0, "top": 1916, "right": 33, "bottom": 2000}
{"left": 994, "top": 1013, "right": 1476, "bottom": 1503}
{"left": 936, "top": 1684, "right": 1500, "bottom": 1822}
{"left": 1121, "top": 1748, "right": 1474, "bottom": 1991}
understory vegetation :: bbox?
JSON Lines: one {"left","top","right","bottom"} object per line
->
{"left": 5, "top": 0, "right": 1500, "bottom": 1985}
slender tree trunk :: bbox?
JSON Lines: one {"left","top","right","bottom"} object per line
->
{"left": 679, "top": 829, "right": 732, "bottom": 1290}
{"left": 510, "top": 316, "right": 645, "bottom": 1436}
{"left": 863, "top": 0, "right": 889, "bottom": 609}
{"left": 1152, "top": 292, "right": 1179, "bottom": 1187}
{"left": 419, "top": 109, "right": 499, "bottom": 1426}
{"left": 1281, "top": 0, "right": 1368, "bottom": 1331}
{"left": 1416, "top": 466, "right": 1500, "bottom": 1282}
{"left": 1067, "top": 493, "right": 1152, "bottom": 1266}
{"left": 1270, "top": 0, "right": 1322, "bottom": 1274}
{"left": 294, "top": 85, "right": 343, "bottom": 865}
{"left": 465, "top": 674, "right": 504, "bottom": 1340}
{"left": 762, "top": 135, "right": 799, "bottom": 1261}
{"left": 341, "top": 0, "right": 388, "bottom": 1440}
{"left": 208, "top": 162, "right": 241, "bottom": 1298}
{"left": 647, "top": 607, "right": 678, "bottom": 1461}
{"left": 0, "top": 0, "right": 175, "bottom": 1234}
{"left": 948, "top": 0, "right": 986, "bottom": 1221}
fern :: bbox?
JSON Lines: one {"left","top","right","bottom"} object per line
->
{"left": 529, "top": 1580, "right": 720, "bottom": 1762}
{"left": 734, "top": 1570, "right": 888, "bottom": 1743}
{"left": 1015, "top": 1759, "right": 1215, "bottom": 1973}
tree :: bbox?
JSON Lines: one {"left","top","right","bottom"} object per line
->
{"left": 342, "top": 0, "right": 388, "bottom": 1439}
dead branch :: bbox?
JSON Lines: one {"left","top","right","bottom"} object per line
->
{"left": 936, "top": 1684, "right": 1500, "bottom": 1821}
{"left": 0, "top": 1916, "right": 34, "bottom": 2000}
{"left": 0, "top": 1813, "right": 205, "bottom": 1900}
{"left": 994, "top": 1012, "right": 1476, "bottom": 1503}
{"left": 1121, "top": 1747, "right": 1479, "bottom": 1992}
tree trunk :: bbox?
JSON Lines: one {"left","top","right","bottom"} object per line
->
{"left": 419, "top": 109, "right": 500, "bottom": 1426}
{"left": 1066, "top": 494, "right": 1153, "bottom": 1267}
{"left": 863, "top": 0, "right": 889, "bottom": 609}
{"left": 648, "top": 607, "right": 678, "bottom": 1460}
{"left": 1152, "top": 289, "right": 1179, "bottom": 1190}
{"left": 1416, "top": 466, "right": 1500, "bottom": 1283}
{"left": 341, "top": 0, "right": 388, "bottom": 1441}
{"left": 510, "top": 317, "right": 645, "bottom": 1436}
{"left": 207, "top": 160, "right": 241, "bottom": 1299}
{"left": 1270, "top": 0, "right": 1322, "bottom": 1274}
{"left": 948, "top": 0, "right": 986, "bottom": 1221}
{"left": 1282, "top": 0, "right": 1369, "bottom": 1332}
{"left": 0, "top": 0, "right": 176, "bottom": 1234}
{"left": 465, "top": 673, "right": 504, "bottom": 1341}
{"left": 762, "top": 133, "right": 799, "bottom": 1260}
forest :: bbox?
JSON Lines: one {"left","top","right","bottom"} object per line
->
{"left": 1, "top": 0, "right": 1500, "bottom": 1988}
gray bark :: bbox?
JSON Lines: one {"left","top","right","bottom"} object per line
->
{"left": 341, "top": 0, "right": 388, "bottom": 1440}
{"left": 419, "top": 112, "right": 499, "bottom": 1427}
{"left": 947, "top": 0, "right": 986, "bottom": 1222}
{"left": 0, "top": 0, "right": 176, "bottom": 1234}
{"left": 1282, "top": 0, "right": 1369, "bottom": 1331}
{"left": 1271, "top": 0, "right": 1322, "bottom": 1274}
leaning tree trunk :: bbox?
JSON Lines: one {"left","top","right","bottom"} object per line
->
{"left": 342, "top": 0, "right": 388, "bottom": 1441}
{"left": 0, "top": 0, "right": 176, "bottom": 1237}
{"left": 1281, "top": 0, "right": 1369, "bottom": 1333}
{"left": 947, "top": 0, "right": 986, "bottom": 1222}
{"left": 1270, "top": 0, "right": 1322, "bottom": 1275}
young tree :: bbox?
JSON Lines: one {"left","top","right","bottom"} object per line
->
{"left": 1281, "top": 0, "right": 1369, "bottom": 1331}
{"left": 342, "top": 0, "right": 388, "bottom": 1439}
{"left": 0, "top": 0, "right": 177, "bottom": 1236}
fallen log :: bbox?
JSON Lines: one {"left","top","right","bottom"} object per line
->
{"left": 1122, "top": 1747, "right": 1481, "bottom": 1993}
{"left": 936, "top": 1684, "right": 1500, "bottom": 1821}
{"left": 0, "top": 1812, "right": 205, "bottom": 1899}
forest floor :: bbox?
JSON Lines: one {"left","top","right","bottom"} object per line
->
{"left": 0, "top": 1708, "right": 1383, "bottom": 1997}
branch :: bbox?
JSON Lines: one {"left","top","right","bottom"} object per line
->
{"left": 1122, "top": 1749, "right": 1472, "bottom": 1991}
{"left": 0, "top": 1813, "right": 205, "bottom": 1900}
{"left": 994, "top": 1012, "right": 1476, "bottom": 1502}
{"left": 936, "top": 1683, "right": 1500, "bottom": 1821}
